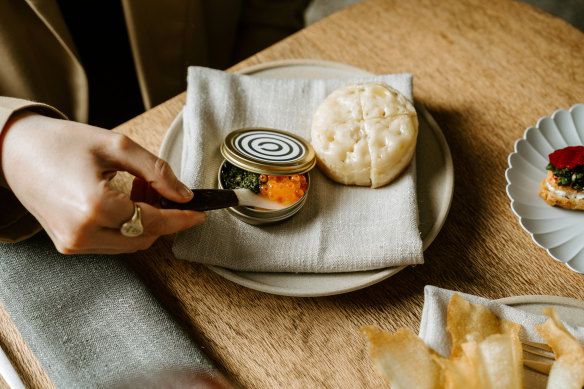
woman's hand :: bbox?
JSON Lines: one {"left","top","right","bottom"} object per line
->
{"left": 1, "top": 111, "right": 205, "bottom": 254}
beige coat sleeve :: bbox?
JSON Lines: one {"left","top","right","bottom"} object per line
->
{"left": 0, "top": 0, "right": 88, "bottom": 123}
{"left": 121, "top": 0, "right": 310, "bottom": 109}
{"left": 0, "top": 96, "right": 66, "bottom": 243}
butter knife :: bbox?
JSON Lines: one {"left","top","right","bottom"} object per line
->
{"left": 160, "top": 189, "right": 285, "bottom": 211}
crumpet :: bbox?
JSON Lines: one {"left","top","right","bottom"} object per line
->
{"left": 311, "top": 82, "right": 418, "bottom": 188}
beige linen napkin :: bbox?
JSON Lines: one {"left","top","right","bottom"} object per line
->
{"left": 419, "top": 285, "right": 584, "bottom": 388}
{"left": 172, "top": 66, "right": 423, "bottom": 272}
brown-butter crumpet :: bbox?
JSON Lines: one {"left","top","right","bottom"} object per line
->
{"left": 310, "top": 82, "right": 418, "bottom": 188}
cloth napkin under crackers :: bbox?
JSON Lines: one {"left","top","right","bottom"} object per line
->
{"left": 172, "top": 66, "right": 423, "bottom": 273}
{"left": 419, "top": 285, "right": 584, "bottom": 388}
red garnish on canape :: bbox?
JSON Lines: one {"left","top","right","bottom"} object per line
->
{"left": 548, "top": 146, "right": 584, "bottom": 169}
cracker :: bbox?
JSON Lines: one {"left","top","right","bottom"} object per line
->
{"left": 539, "top": 171, "right": 584, "bottom": 210}
{"left": 535, "top": 308, "right": 584, "bottom": 389}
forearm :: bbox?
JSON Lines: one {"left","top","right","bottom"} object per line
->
{"left": 0, "top": 97, "right": 66, "bottom": 242}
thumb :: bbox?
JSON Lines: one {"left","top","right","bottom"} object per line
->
{"left": 100, "top": 134, "right": 193, "bottom": 203}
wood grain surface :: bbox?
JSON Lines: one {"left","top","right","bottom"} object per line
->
{"left": 2, "top": 0, "right": 584, "bottom": 387}
{"left": 0, "top": 300, "right": 53, "bottom": 389}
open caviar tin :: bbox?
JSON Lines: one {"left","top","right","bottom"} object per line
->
{"left": 218, "top": 127, "right": 316, "bottom": 225}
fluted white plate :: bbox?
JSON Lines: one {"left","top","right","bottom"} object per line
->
{"left": 506, "top": 104, "right": 584, "bottom": 273}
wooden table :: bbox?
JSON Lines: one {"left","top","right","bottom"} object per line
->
{"left": 3, "top": 0, "right": 584, "bottom": 387}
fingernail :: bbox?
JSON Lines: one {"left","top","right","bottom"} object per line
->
{"left": 180, "top": 184, "right": 193, "bottom": 198}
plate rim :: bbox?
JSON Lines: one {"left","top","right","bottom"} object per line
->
{"left": 497, "top": 294, "right": 584, "bottom": 310}
{"left": 415, "top": 103, "right": 454, "bottom": 250}
{"left": 505, "top": 103, "right": 584, "bottom": 273}
{"left": 160, "top": 59, "right": 454, "bottom": 296}
{"left": 234, "top": 58, "right": 373, "bottom": 75}
{"left": 496, "top": 294, "right": 584, "bottom": 329}
{"left": 208, "top": 266, "right": 406, "bottom": 297}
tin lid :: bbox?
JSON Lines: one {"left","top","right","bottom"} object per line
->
{"left": 221, "top": 128, "right": 316, "bottom": 175}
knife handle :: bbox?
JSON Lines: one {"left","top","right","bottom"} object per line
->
{"left": 160, "top": 189, "right": 239, "bottom": 211}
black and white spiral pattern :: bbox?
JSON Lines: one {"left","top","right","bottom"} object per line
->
{"left": 235, "top": 130, "right": 305, "bottom": 162}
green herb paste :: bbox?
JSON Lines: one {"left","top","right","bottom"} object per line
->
{"left": 546, "top": 164, "right": 584, "bottom": 191}
{"left": 220, "top": 161, "right": 261, "bottom": 193}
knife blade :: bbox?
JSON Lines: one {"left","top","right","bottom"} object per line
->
{"left": 160, "top": 189, "right": 286, "bottom": 211}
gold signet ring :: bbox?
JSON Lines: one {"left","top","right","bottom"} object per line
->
{"left": 120, "top": 203, "right": 144, "bottom": 237}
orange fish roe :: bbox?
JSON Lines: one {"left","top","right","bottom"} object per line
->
{"left": 259, "top": 174, "right": 308, "bottom": 207}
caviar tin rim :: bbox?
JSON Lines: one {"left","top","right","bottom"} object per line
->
{"left": 220, "top": 127, "right": 316, "bottom": 176}
{"left": 217, "top": 160, "right": 311, "bottom": 225}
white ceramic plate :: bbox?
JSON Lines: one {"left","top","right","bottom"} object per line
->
{"left": 160, "top": 59, "right": 454, "bottom": 296}
{"left": 0, "top": 345, "right": 25, "bottom": 389}
{"left": 506, "top": 104, "right": 584, "bottom": 274}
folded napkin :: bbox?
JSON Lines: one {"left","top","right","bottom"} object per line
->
{"left": 419, "top": 285, "right": 584, "bottom": 388}
{"left": 0, "top": 234, "right": 221, "bottom": 388}
{"left": 173, "top": 66, "right": 423, "bottom": 273}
